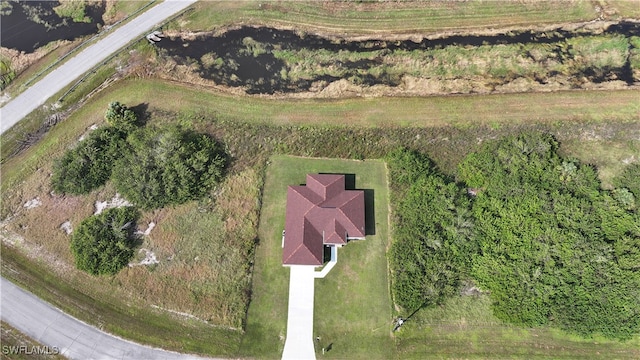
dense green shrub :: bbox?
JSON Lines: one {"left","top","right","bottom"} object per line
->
{"left": 386, "top": 147, "right": 435, "bottom": 192}
{"left": 112, "top": 126, "right": 227, "bottom": 209}
{"left": 51, "top": 102, "right": 141, "bottom": 195}
{"left": 458, "top": 133, "right": 640, "bottom": 339}
{"left": 105, "top": 101, "right": 140, "bottom": 133}
{"left": 71, "top": 207, "right": 139, "bottom": 275}
{"left": 389, "top": 134, "right": 640, "bottom": 339}
{"left": 388, "top": 148, "right": 474, "bottom": 311}
{"left": 51, "top": 127, "right": 126, "bottom": 194}
{"left": 613, "top": 163, "right": 640, "bottom": 200}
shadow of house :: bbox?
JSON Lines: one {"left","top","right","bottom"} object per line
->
{"left": 363, "top": 189, "right": 375, "bottom": 235}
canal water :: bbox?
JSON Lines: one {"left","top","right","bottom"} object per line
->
{"left": 1, "top": 1, "right": 104, "bottom": 52}
{"left": 157, "top": 23, "right": 640, "bottom": 94}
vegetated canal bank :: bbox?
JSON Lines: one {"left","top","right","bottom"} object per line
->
{"left": 1, "top": 1, "right": 105, "bottom": 53}
{"left": 155, "top": 21, "right": 640, "bottom": 97}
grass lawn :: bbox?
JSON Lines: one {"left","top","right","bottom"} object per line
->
{"left": 21, "top": 78, "right": 639, "bottom": 130}
{"left": 241, "top": 155, "right": 393, "bottom": 359}
{"left": 395, "top": 295, "right": 640, "bottom": 359}
{"left": 176, "top": 1, "right": 605, "bottom": 35}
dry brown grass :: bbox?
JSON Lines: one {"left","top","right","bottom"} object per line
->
{"left": 116, "top": 168, "right": 261, "bottom": 327}
{"left": 2, "top": 141, "right": 262, "bottom": 329}
{"left": 2, "top": 161, "right": 113, "bottom": 267}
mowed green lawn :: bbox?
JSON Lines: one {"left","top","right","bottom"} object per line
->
{"left": 241, "top": 156, "right": 392, "bottom": 359}
{"left": 38, "top": 79, "right": 640, "bottom": 128}
{"left": 395, "top": 295, "right": 640, "bottom": 359}
{"left": 179, "top": 1, "right": 601, "bottom": 34}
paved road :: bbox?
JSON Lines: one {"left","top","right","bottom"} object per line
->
{"left": 281, "top": 266, "right": 317, "bottom": 360}
{"left": 0, "top": 277, "right": 211, "bottom": 359}
{"left": 0, "top": 0, "right": 197, "bottom": 135}
{"left": 0, "top": 1, "right": 215, "bottom": 358}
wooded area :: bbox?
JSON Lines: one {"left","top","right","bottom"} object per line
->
{"left": 52, "top": 102, "right": 229, "bottom": 275}
{"left": 389, "top": 133, "right": 640, "bottom": 340}
{"left": 52, "top": 102, "right": 228, "bottom": 209}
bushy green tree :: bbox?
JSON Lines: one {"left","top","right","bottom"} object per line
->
{"left": 51, "top": 127, "right": 126, "bottom": 194}
{"left": 51, "top": 101, "right": 140, "bottom": 195}
{"left": 613, "top": 163, "right": 640, "bottom": 200}
{"left": 71, "top": 207, "right": 139, "bottom": 275}
{"left": 112, "top": 126, "right": 227, "bottom": 209}
{"left": 105, "top": 101, "right": 139, "bottom": 133}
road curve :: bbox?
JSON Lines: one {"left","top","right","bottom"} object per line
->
{"left": 0, "top": 277, "right": 213, "bottom": 359}
{"left": 0, "top": 0, "right": 197, "bottom": 135}
{"left": 1, "top": 1, "right": 216, "bottom": 358}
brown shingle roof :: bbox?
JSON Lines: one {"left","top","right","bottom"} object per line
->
{"left": 283, "top": 174, "right": 366, "bottom": 266}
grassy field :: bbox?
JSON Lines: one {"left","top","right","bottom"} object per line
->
{"left": 395, "top": 295, "right": 640, "bottom": 359}
{"left": 174, "top": 1, "right": 614, "bottom": 35}
{"left": 4, "top": 77, "right": 637, "bottom": 194}
{"left": 17, "top": 78, "right": 638, "bottom": 130}
{"left": 241, "top": 155, "right": 392, "bottom": 359}
{"left": 1, "top": 77, "right": 637, "bottom": 358}
{"left": 1, "top": 168, "right": 258, "bottom": 354}
{"left": 0, "top": 164, "right": 260, "bottom": 354}
{"left": 0, "top": 99, "right": 262, "bottom": 356}
{"left": 1, "top": 243, "right": 241, "bottom": 356}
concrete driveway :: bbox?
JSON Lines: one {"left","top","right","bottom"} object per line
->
{"left": 0, "top": 0, "right": 197, "bottom": 135}
{"left": 0, "top": 277, "right": 212, "bottom": 360}
{"left": 281, "top": 266, "right": 316, "bottom": 360}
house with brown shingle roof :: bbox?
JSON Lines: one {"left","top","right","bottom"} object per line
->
{"left": 282, "top": 174, "right": 365, "bottom": 266}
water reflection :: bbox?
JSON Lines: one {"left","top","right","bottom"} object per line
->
{"left": 157, "top": 24, "right": 640, "bottom": 95}
{"left": 1, "top": 1, "right": 104, "bottom": 52}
